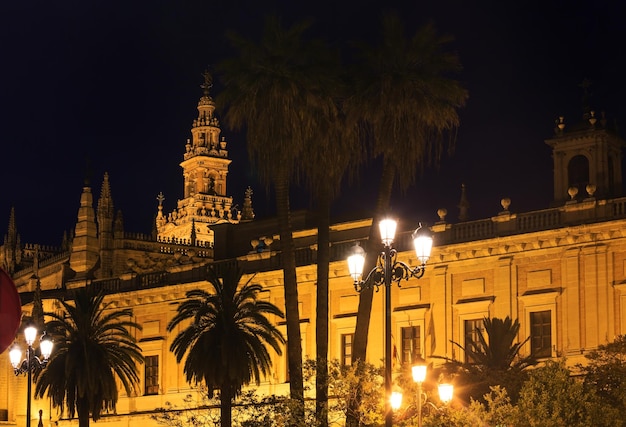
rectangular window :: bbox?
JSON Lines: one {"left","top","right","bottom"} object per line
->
{"left": 464, "top": 319, "right": 485, "bottom": 363}
{"left": 145, "top": 355, "right": 159, "bottom": 395}
{"left": 530, "top": 310, "right": 552, "bottom": 358}
{"left": 401, "top": 326, "right": 421, "bottom": 365}
{"left": 341, "top": 333, "right": 354, "bottom": 366}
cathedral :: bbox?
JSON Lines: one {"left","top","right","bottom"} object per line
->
{"left": 1, "top": 75, "right": 626, "bottom": 427}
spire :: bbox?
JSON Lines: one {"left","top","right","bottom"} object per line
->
{"left": 190, "top": 218, "right": 197, "bottom": 246}
{"left": 2, "top": 207, "right": 20, "bottom": 273}
{"left": 97, "top": 172, "right": 114, "bottom": 221}
{"left": 241, "top": 187, "right": 255, "bottom": 221}
{"left": 458, "top": 183, "right": 470, "bottom": 222}
{"left": 97, "top": 173, "right": 115, "bottom": 278}
{"left": 114, "top": 210, "right": 124, "bottom": 238}
{"left": 31, "top": 276, "right": 44, "bottom": 330}
{"left": 69, "top": 183, "right": 100, "bottom": 276}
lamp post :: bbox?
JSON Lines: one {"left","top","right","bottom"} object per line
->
{"left": 347, "top": 218, "right": 433, "bottom": 427}
{"left": 9, "top": 325, "right": 53, "bottom": 427}
{"left": 412, "top": 358, "right": 428, "bottom": 427}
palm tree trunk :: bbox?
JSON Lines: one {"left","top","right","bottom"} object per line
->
{"left": 345, "top": 158, "right": 396, "bottom": 427}
{"left": 220, "top": 383, "right": 233, "bottom": 427}
{"left": 77, "top": 396, "right": 90, "bottom": 427}
{"left": 274, "top": 167, "right": 305, "bottom": 416}
{"left": 315, "top": 189, "right": 331, "bottom": 427}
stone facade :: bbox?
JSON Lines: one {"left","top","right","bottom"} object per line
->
{"left": 1, "top": 82, "right": 624, "bottom": 427}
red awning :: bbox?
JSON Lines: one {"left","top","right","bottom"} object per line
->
{"left": 0, "top": 268, "right": 22, "bottom": 354}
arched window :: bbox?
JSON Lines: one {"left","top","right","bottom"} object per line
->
{"left": 568, "top": 155, "right": 589, "bottom": 191}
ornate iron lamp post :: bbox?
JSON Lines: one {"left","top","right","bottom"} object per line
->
{"left": 9, "top": 325, "right": 53, "bottom": 427}
{"left": 347, "top": 218, "right": 433, "bottom": 427}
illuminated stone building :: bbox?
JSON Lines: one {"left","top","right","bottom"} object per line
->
{"left": 1, "top": 79, "right": 625, "bottom": 427}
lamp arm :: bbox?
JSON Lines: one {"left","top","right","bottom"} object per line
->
{"left": 354, "top": 247, "right": 426, "bottom": 291}
{"left": 354, "top": 264, "right": 385, "bottom": 292}
{"left": 32, "top": 355, "right": 48, "bottom": 367}
{"left": 13, "top": 360, "right": 29, "bottom": 375}
{"left": 390, "top": 260, "right": 426, "bottom": 284}
{"left": 12, "top": 355, "right": 49, "bottom": 376}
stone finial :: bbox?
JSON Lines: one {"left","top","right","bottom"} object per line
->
{"left": 501, "top": 197, "right": 511, "bottom": 211}
{"left": 568, "top": 186, "right": 579, "bottom": 200}
{"left": 589, "top": 111, "right": 597, "bottom": 127}
{"left": 437, "top": 208, "right": 447, "bottom": 222}
{"left": 586, "top": 183, "right": 597, "bottom": 197}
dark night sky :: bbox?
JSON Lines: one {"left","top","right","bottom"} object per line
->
{"left": 1, "top": 1, "right": 625, "bottom": 246}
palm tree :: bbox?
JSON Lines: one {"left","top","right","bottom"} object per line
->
{"left": 444, "top": 316, "right": 536, "bottom": 403}
{"left": 345, "top": 14, "right": 467, "bottom": 426}
{"left": 216, "top": 15, "right": 337, "bottom": 413}
{"left": 34, "top": 287, "right": 143, "bottom": 427}
{"left": 167, "top": 265, "right": 285, "bottom": 427}
{"left": 454, "top": 317, "right": 535, "bottom": 371}
{"left": 279, "top": 36, "right": 362, "bottom": 424}
{"left": 305, "top": 100, "right": 361, "bottom": 427}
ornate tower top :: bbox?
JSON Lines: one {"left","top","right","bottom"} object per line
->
{"left": 156, "top": 71, "right": 243, "bottom": 247}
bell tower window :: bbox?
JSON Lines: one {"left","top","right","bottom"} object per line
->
{"left": 568, "top": 155, "right": 589, "bottom": 195}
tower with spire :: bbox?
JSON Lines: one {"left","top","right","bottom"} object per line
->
{"left": 155, "top": 70, "right": 245, "bottom": 247}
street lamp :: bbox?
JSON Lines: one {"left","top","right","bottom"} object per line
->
{"left": 9, "top": 325, "right": 53, "bottom": 427}
{"left": 347, "top": 218, "right": 433, "bottom": 427}
{"left": 390, "top": 391, "right": 403, "bottom": 412}
{"left": 412, "top": 358, "right": 428, "bottom": 427}
{"left": 438, "top": 383, "right": 454, "bottom": 405}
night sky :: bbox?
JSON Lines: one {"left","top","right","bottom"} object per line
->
{"left": 1, "top": 1, "right": 625, "bottom": 246}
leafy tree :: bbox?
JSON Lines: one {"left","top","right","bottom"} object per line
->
{"left": 152, "top": 388, "right": 314, "bottom": 427}
{"left": 467, "top": 386, "right": 517, "bottom": 427}
{"left": 154, "top": 359, "right": 380, "bottom": 427}
{"left": 345, "top": 14, "right": 467, "bottom": 425}
{"left": 34, "top": 288, "right": 143, "bottom": 427}
{"left": 167, "top": 266, "right": 285, "bottom": 427}
{"left": 325, "top": 359, "right": 385, "bottom": 426}
{"left": 514, "top": 359, "right": 621, "bottom": 427}
{"left": 442, "top": 316, "right": 536, "bottom": 403}
{"left": 217, "top": 16, "right": 337, "bottom": 415}
{"left": 578, "top": 335, "right": 626, "bottom": 418}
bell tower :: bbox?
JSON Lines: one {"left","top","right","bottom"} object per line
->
{"left": 545, "top": 89, "right": 624, "bottom": 205}
{"left": 156, "top": 71, "right": 241, "bottom": 246}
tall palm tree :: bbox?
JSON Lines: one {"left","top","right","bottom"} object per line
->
{"left": 34, "top": 288, "right": 143, "bottom": 427}
{"left": 167, "top": 265, "right": 285, "bottom": 427}
{"left": 345, "top": 14, "right": 468, "bottom": 426}
{"left": 303, "top": 97, "right": 361, "bottom": 426}
{"left": 216, "top": 15, "right": 337, "bottom": 413}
